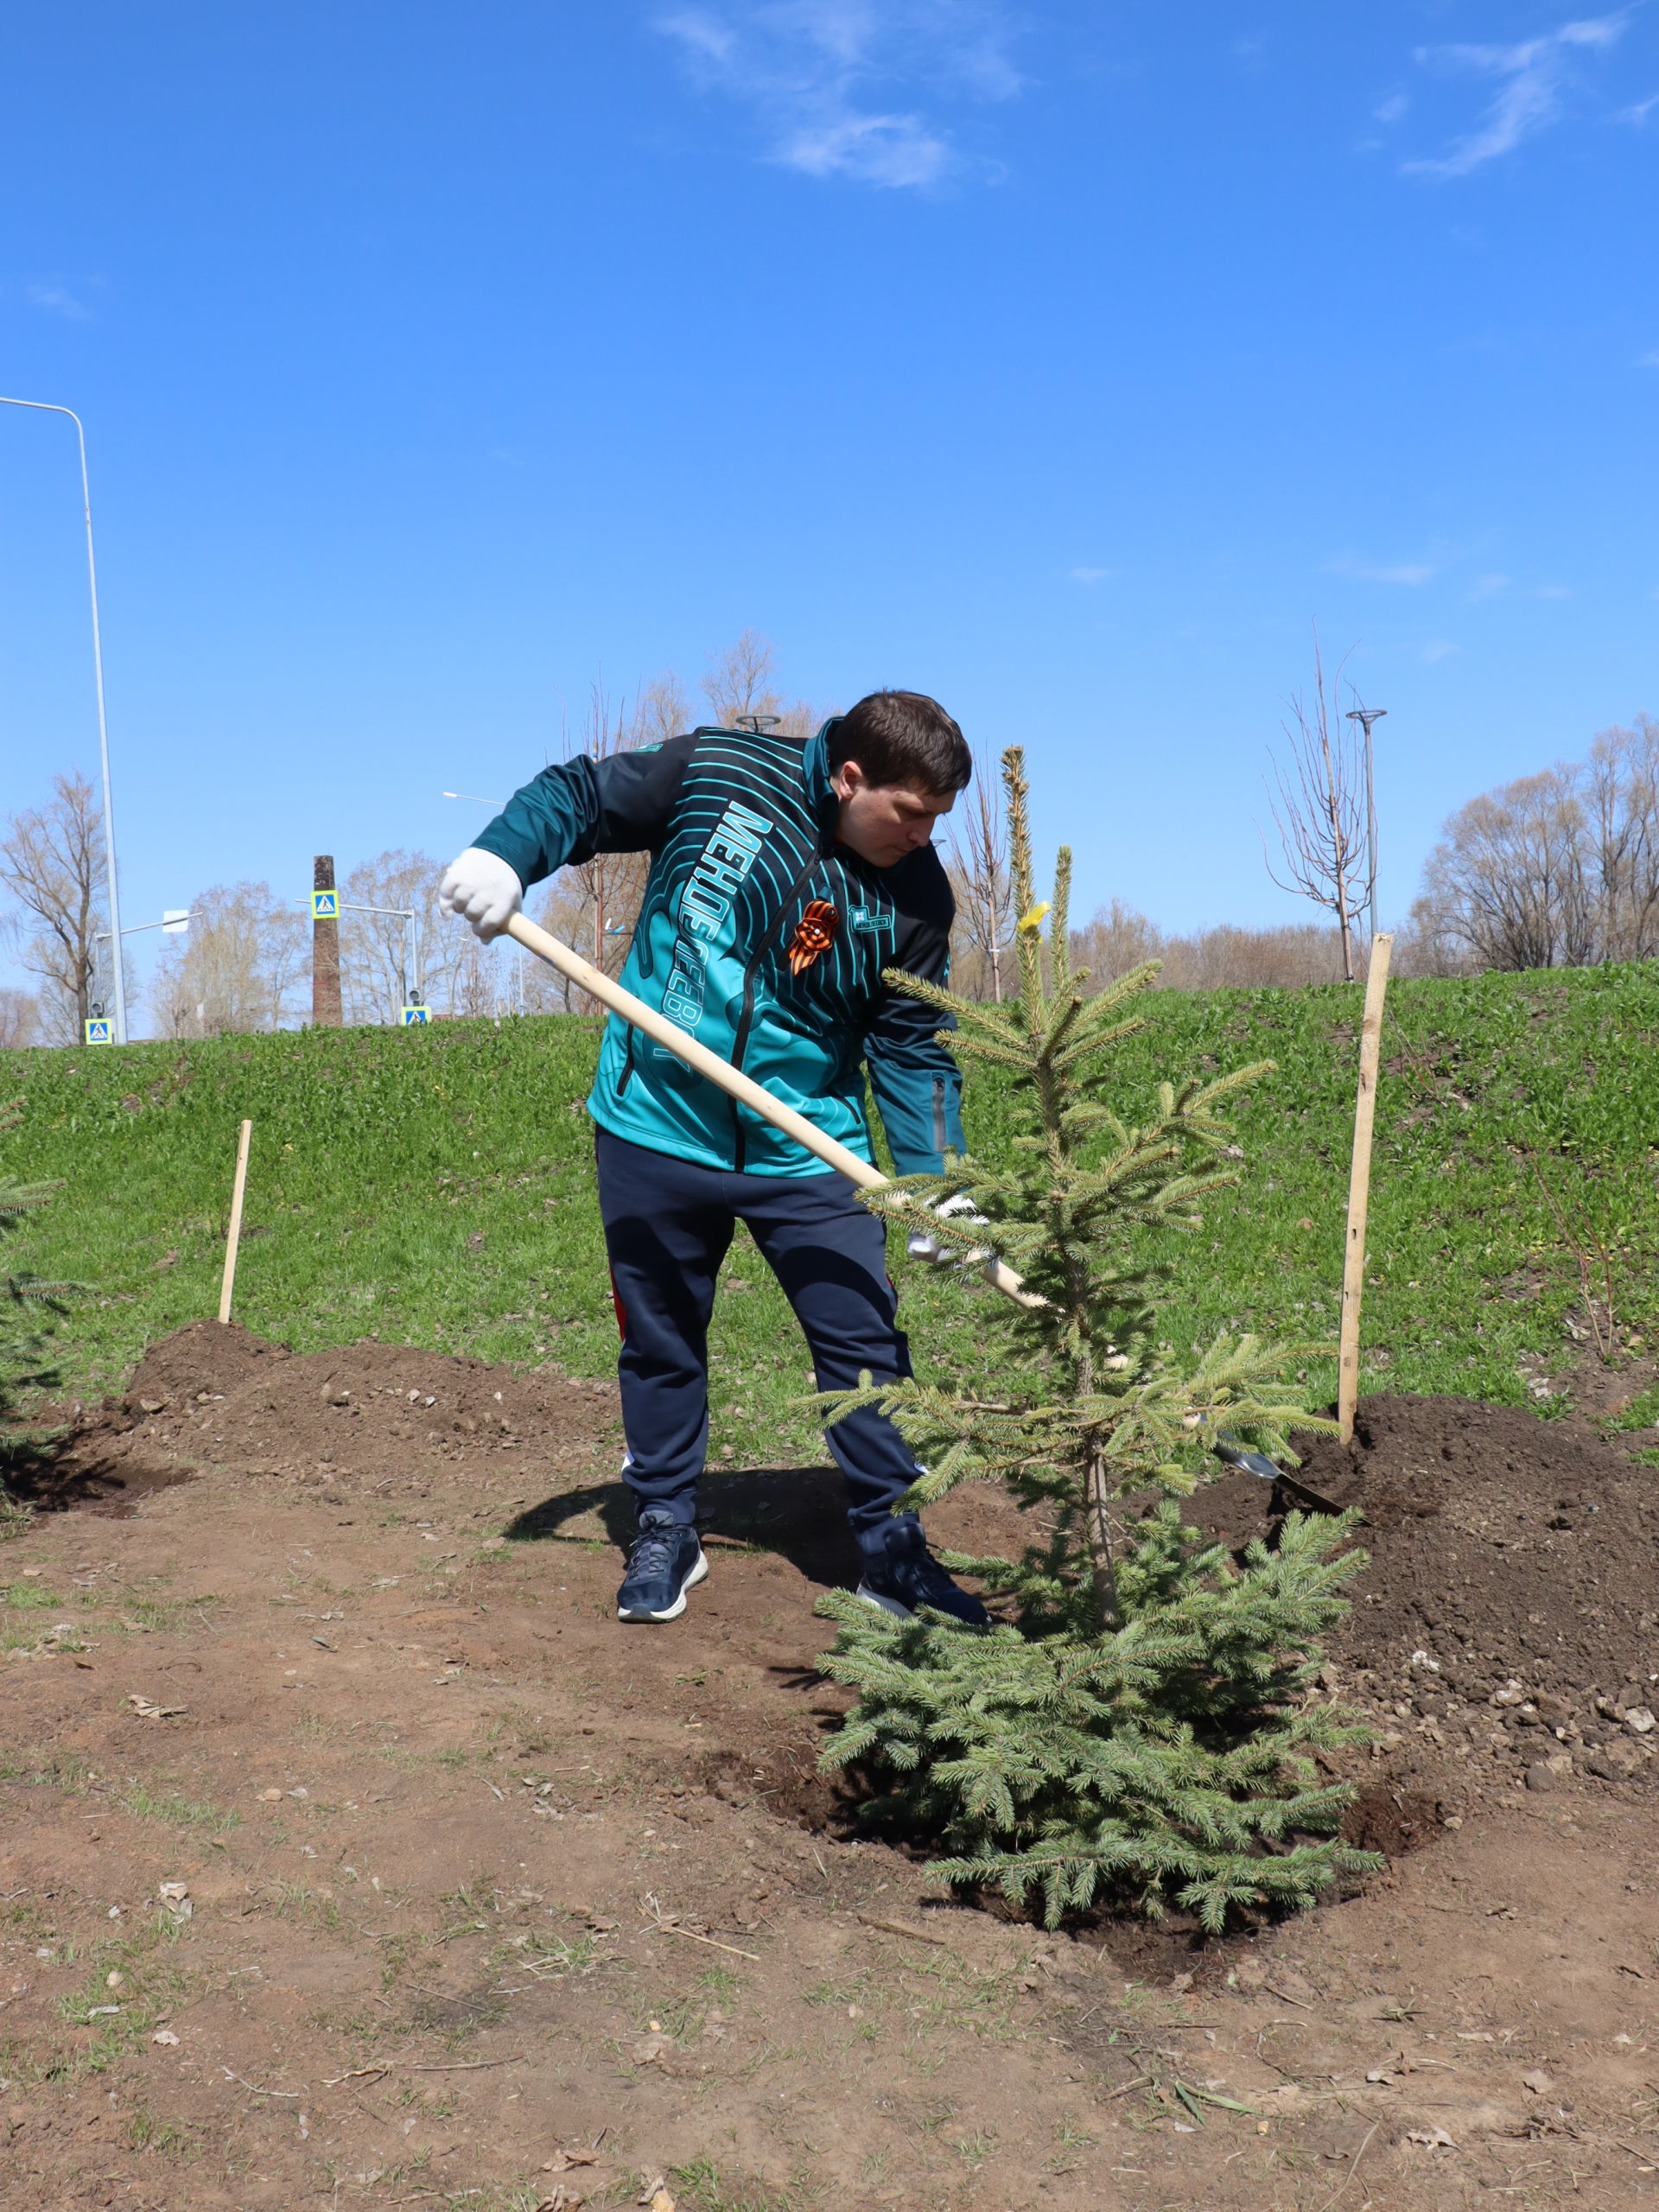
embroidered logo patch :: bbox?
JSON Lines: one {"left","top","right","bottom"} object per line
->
{"left": 848, "top": 906, "right": 893, "bottom": 933}
{"left": 786, "top": 899, "right": 840, "bottom": 975}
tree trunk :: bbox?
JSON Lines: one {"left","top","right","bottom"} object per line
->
{"left": 1084, "top": 1446, "right": 1118, "bottom": 1630}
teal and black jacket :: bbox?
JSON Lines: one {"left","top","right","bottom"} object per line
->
{"left": 474, "top": 723, "right": 965, "bottom": 1179}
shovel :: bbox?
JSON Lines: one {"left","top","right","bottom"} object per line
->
{"left": 1212, "top": 1432, "right": 1354, "bottom": 1519}
{"left": 504, "top": 911, "right": 1043, "bottom": 1309}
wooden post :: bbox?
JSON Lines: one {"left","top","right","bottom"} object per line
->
{"left": 1338, "top": 934, "right": 1394, "bottom": 1444}
{"left": 312, "top": 855, "right": 342, "bottom": 1027}
{"left": 218, "top": 1119, "right": 253, "bottom": 1326}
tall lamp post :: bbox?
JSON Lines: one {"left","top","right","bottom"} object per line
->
{"left": 1345, "top": 705, "right": 1387, "bottom": 952}
{"left": 0, "top": 397, "right": 126, "bottom": 1041}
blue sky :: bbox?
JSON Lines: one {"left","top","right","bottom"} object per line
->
{"left": 2, "top": 4, "right": 1656, "bottom": 1019}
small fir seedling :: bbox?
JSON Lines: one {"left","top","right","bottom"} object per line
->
{"left": 813, "top": 747, "right": 1376, "bottom": 1929}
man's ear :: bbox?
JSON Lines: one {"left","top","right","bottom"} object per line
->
{"left": 831, "top": 759, "right": 866, "bottom": 800}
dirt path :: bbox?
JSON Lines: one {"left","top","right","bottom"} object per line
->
{"left": 3, "top": 1324, "right": 1656, "bottom": 2210}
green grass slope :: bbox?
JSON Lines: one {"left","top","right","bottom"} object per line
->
{"left": 3, "top": 963, "right": 1656, "bottom": 1465}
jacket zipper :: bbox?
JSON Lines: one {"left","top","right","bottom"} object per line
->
{"left": 617, "top": 1027, "right": 637, "bottom": 1096}
{"left": 932, "top": 1074, "right": 947, "bottom": 1156}
{"left": 728, "top": 855, "right": 823, "bottom": 1171}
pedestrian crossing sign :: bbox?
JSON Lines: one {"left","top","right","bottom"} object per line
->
{"left": 83, "top": 1018, "right": 111, "bottom": 1044}
{"left": 311, "top": 889, "right": 339, "bottom": 919}
{"left": 402, "top": 1005, "right": 430, "bottom": 1026}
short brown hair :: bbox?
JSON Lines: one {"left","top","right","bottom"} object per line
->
{"left": 826, "top": 690, "right": 972, "bottom": 796}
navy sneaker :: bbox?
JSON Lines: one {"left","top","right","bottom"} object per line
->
{"left": 617, "top": 1510, "right": 708, "bottom": 1624}
{"left": 856, "top": 1542, "right": 991, "bottom": 1628}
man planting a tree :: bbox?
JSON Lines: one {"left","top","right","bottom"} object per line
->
{"left": 439, "top": 692, "right": 993, "bottom": 1629}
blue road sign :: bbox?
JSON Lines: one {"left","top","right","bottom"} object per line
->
{"left": 402, "top": 1005, "right": 431, "bottom": 1026}
{"left": 311, "top": 889, "right": 339, "bottom": 919}
{"left": 84, "top": 1018, "right": 111, "bottom": 1044}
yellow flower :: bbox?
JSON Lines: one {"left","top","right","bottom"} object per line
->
{"left": 1016, "top": 900, "right": 1050, "bottom": 935}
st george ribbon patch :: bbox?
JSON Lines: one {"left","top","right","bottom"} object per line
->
{"left": 786, "top": 899, "right": 840, "bottom": 975}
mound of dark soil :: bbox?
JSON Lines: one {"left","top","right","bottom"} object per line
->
{"left": 11, "top": 1319, "right": 620, "bottom": 1516}
{"left": 1188, "top": 1392, "right": 1658, "bottom": 1802}
{"left": 1303, "top": 1393, "right": 1659, "bottom": 1707}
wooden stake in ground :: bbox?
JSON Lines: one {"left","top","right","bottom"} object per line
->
{"left": 1338, "top": 934, "right": 1394, "bottom": 1445}
{"left": 218, "top": 1118, "right": 253, "bottom": 1326}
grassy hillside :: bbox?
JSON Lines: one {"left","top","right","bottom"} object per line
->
{"left": 3, "top": 962, "right": 1656, "bottom": 1465}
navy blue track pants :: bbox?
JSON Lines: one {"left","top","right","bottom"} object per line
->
{"left": 594, "top": 1126, "right": 925, "bottom": 1560}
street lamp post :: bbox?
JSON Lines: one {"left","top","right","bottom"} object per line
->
{"left": 0, "top": 396, "right": 126, "bottom": 1042}
{"left": 1345, "top": 706, "right": 1388, "bottom": 952}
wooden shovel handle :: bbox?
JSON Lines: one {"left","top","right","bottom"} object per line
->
{"left": 503, "top": 912, "right": 1042, "bottom": 1309}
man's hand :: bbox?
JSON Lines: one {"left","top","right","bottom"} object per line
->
{"left": 439, "top": 848, "right": 523, "bottom": 942}
{"left": 906, "top": 1190, "right": 988, "bottom": 1263}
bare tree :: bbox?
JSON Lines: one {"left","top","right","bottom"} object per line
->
{"left": 150, "top": 882, "right": 308, "bottom": 1036}
{"left": 700, "top": 628, "right": 822, "bottom": 738}
{"left": 633, "top": 670, "right": 692, "bottom": 748}
{"left": 523, "top": 877, "right": 590, "bottom": 1013}
{"left": 947, "top": 756, "right": 1014, "bottom": 1000}
{"left": 0, "top": 770, "right": 112, "bottom": 1040}
{"left": 339, "top": 851, "right": 452, "bottom": 1025}
{"left": 1582, "top": 715, "right": 1659, "bottom": 959}
{"left": 556, "top": 686, "right": 652, "bottom": 993}
{"left": 1411, "top": 718, "right": 1659, "bottom": 973}
{"left": 0, "top": 988, "right": 41, "bottom": 1049}
{"left": 1263, "top": 639, "right": 1375, "bottom": 982}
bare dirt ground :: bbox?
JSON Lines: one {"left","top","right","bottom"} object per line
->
{"left": 3, "top": 1321, "right": 1658, "bottom": 2212}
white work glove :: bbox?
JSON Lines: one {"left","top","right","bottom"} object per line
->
{"left": 906, "top": 1190, "right": 988, "bottom": 1263}
{"left": 439, "top": 847, "right": 522, "bottom": 942}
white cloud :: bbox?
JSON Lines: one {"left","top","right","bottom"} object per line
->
{"left": 1467, "top": 572, "right": 1511, "bottom": 600}
{"left": 1640, "top": 349, "right": 1659, "bottom": 366}
{"left": 1532, "top": 582, "right": 1573, "bottom": 599}
{"left": 1419, "top": 639, "right": 1460, "bottom": 662}
{"left": 1619, "top": 91, "right": 1659, "bottom": 123}
{"left": 27, "top": 281, "right": 90, "bottom": 321}
{"left": 1405, "top": 16, "right": 1625, "bottom": 178}
{"left": 656, "top": 2, "right": 1022, "bottom": 188}
{"left": 1374, "top": 92, "right": 1408, "bottom": 125}
{"left": 1067, "top": 565, "right": 1116, "bottom": 585}
{"left": 1331, "top": 555, "right": 1437, "bottom": 587}
{"left": 782, "top": 111, "right": 950, "bottom": 186}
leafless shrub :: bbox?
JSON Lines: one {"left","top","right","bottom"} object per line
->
{"left": 1162, "top": 922, "right": 1351, "bottom": 990}
{"left": 1414, "top": 716, "right": 1659, "bottom": 970}
{"left": 0, "top": 988, "right": 41, "bottom": 1049}
{"left": 1067, "top": 898, "right": 1167, "bottom": 988}
{"left": 1065, "top": 902, "right": 1351, "bottom": 993}
{"left": 150, "top": 882, "right": 307, "bottom": 1036}
{"left": 1263, "top": 639, "right": 1376, "bottom": 981}
{"left": 1528, "top": 1155, "right": 1618, "bottom": 1361}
